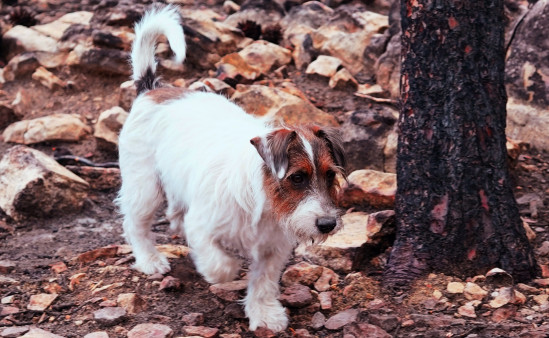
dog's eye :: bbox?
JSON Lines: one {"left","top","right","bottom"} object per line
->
{"left": 289, "top": 172, "right": 306, "bottom": 185}
{"left": 326, "top": 170, "right": 336, "bottom": 182}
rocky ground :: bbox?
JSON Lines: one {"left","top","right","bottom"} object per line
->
{"left": 1, "top": 0, "right": 549, "bottom": 337}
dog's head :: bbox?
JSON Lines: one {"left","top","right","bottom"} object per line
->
{"left": 251, "top": 125, "right": 346, "bottom": 244}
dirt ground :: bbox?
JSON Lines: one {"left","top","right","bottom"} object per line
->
{"left": 1, "top": 1, "right": 549, "bottom": 338}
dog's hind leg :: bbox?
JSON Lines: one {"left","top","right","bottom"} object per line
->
{"left": 118, "top": 167, "right": 170, "bottom": 275}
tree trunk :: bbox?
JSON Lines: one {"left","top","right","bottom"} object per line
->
{"left": 383, "top": 0, "right": 538, "bottom": 289}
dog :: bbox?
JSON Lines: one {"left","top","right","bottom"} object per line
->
{"left": 116, "top": 4, "right": 346, "bottom": 332}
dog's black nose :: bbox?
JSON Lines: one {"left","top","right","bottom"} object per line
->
{"left": 316, "top": 217, "right": 337, "bottom": 234}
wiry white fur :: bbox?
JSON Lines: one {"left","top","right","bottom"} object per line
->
{"left": 131, "top": 4, "right": 186, "bottom": 82}
{"left": 118, "top": 4, "right": 342, "bottom": 333}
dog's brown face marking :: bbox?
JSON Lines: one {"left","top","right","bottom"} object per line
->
{"left": 254, "top": 125, "right": 346, "bottom": 221}
{"left": 146, "top": 87, "right": 189, "bottom": 104}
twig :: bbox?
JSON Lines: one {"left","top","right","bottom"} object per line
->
{"left": 354, "top": 93, "right": 398, "bottom": 105}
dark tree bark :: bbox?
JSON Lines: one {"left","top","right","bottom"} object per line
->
{"left": 384, "top": 0, "right": 539, "bottom": 289}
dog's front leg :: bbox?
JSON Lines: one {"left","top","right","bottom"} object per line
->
{"left": 244, "top": 247, "right": 291, "bottom": 332}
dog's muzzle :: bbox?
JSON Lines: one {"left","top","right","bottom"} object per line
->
{"left": 316, "top": 217, "right": 337, "bottom": 234}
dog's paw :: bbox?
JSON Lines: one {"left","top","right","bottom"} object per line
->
{"left": 134, "top": 253, "right": 171, "bottom": 275}
{"left": 247, "top": 303, "right": 288, "bottom": 332}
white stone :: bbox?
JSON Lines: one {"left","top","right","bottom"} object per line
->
{"left": 94, "top": 106, "right": 128, "bottom": 146}
{"left": 3, "top": 113, "right": 91, "bottom": 144}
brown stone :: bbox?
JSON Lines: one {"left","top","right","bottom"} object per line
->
{"left": 313, "top": 267, "right": 338, "bottom": 292}
{"left": 209, "top": 279, "right": 247, "bottom": 301}
{"left": 318, "top": 291, "right": 332, "bottom": 310}
{"left": 27, "top": 293, "right": 58, "bottom": 311}
{"left": 117, "top": 293, "right": 146, "bottom": 314}
{"left": 183, "top": 326, "right": 219, "bottom": 338}
{"left": 279, "top": 284, "right": 313, "bottom": 308}
{"left": 127, "top": 323, "right": 173, "bottom": 338}
{"left": 93, "top": 307, "right": 126, "bottom": 326}
{"left": 182, "top": 312, "right": 204, "bottom": 325}
{"left": 340, "top": 170, "right": 396, "bottom": 209}
{"left": 324, "top": 308, "right": 359, "bottom": 330}
{"left": 77, "top": 246, "right": 119, "bottom": 264}
{"left": 281, "top": 262, "right": 323, "bottom": 287}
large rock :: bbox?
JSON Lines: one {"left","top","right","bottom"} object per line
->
{"left": 3, "top": 53, "right": 40, "bottom": 82}
{"left": 310, "top": 7, "right": 388, "bottom": 74}
{"left": 281, "top": 262, "right": 323, "bottom": 287}
{"left": 0, "top": 146, "right": 89, "bottom": 220}
{"left": 68, "top": 45, "right": 131, "bottom": 75}
{"left": 2, "top": 25, "right": 59, "bottom": 60}
{"left": 282, "top": 2, "right": 334, "bottom": 69}
{"left": 233, "top": 40, "right": 291, "bottom": 73}
{"left": 294, "top": 212, "right": 369, "bottom": 273}
{"left": 340, "top": 107, "right": 398, "bottom": 172}
{"left": 94, "top": 106, "right": 128, "bottom": 146}
{"left": 505, "top": 0, "right": 549, "bottom": 106}
{"left": 2, "top": 113, "right": 91, "bottom": 144}
{"left": 506, "top": 98, "right": 549, "bottom": 152}
{"left": 127, "top": 323, "right": 173, "bottom": 338}
{"left": 232, "top": 84, "right": 338, "bottom": 126}
{"left": 340, "top": 169, "right": 397, "bottom": 210}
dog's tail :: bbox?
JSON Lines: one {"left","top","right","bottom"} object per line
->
{"left": 131, "top": 4, "right": 186, "bottom": 94}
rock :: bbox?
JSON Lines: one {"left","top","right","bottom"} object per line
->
{"left": 2, "top": 25, "right": 58, "bottom": 60}
{"left": 27, "top": 293, "right": 58, "bottom": 311}
{"left": 33, "top": 11, "right": 93, "bottom": 40}
{"left": 237, "top": 40, "right": 292, "bottom": 74}
{"left": 99, "top": 299, "right": 117, "bottom": 307}
{"left": 1, "top": 306, "right": 19, "bottom": 315}
{"left": 457, "top": 303, "right": 477, "bottom": 318}
{"left": 506, "top": 99, "right": 549, "bottom": 152}
{"left": 464, "top": 282, "right": 488, "bottom": 301}
{"left": 306, "top": 55, "right": 342, "bottom": 78}
{"left": 295, "top": 243, "right": 355, "bottom": 273}
{"left": 447, "top": 282, "right": 465, "bottom": 294}
{"left": 189, "top": 78, "right": 235, "bottom": 97}
{"left": 31, "top": 67, "right": 66, "bottom": 90}
{"left": 368, "top": 314, "right": 399, "bottom": 332}
{"left": 69, "top": 46, "right": 131, "bottom": 76}
{"left": 117, "top": 293, "right": 146, "bottom": 314}
{"left": 0, "top": 146, "right": 89, "bottom": 220}
{"left": 182, "top": 312, "right": 204, "bottom": 325}
{"left": 223, "top": 1, "right": 240, "bottom": 14}
{"left": 310, "top": 311, "right": 326, "bottom": 330}
{"left": 119, "top": 81, "right": 137, "bottom": 111}
{"left": 224, "top": 1, "right": 285, "bottom": 29}
{"left": 375, "top": 32, "right": 400, "bottom": 98}
{"left": 183, "top": 326, "right": 219, "bottom": 338}
{"left": 279, "top": 284, "right": 313, "bottom": 308}
{"left": 77, "top": 246, "right": 119, "bottom": 263}
{"left": 314, "top": 267, "right": 339, "bottom": 292}
{"left": 10, "top": 89, "right": 32, "bottom": 118}
{"left": 19, "top": 328, "right": 65, "bottom": 338}
{"left": 83, "top": 332, "right": 109, "bottom": 338}
{"left": 209, "top": 279, "right": 247, "bottom": 301}
{"left": 281, "top": 262, "right": 323, "bottom": 287}
{"left": 127, "top": 323, "right": 173, "bottom": 338}
{"left": 324, "top": 308, "right": 359, "bottom": 330}
{"left": 486, "top": 268, "right": 514, "bottom": 287}
{"left": 340, "top": 169, "right": 396, "bottom": 209}
{"left": 491, "top": 305, "right": 516, "bottom": 323}
{"left": 65, "top": 166, "right": 121, "bottom": 191}
{"left": 409, "top": 314, "right": 466, "bottom": 327}
{"left": 215, "top": 53, "right": 261, "bottom": 82}
{"left": 366, "top": 210, "right": 396, "bottom": 244}
{"left": 159, "top": 276, "right": 183, "bottom": 291}
{"left": 0, "top": 260, "right": 15, "bottom": 274}
{"left": 3, "top": 113, "right": 91, "bottom": 144}
{"left": 505, "top": 0, "right": 549, "bottom": 106}
{"left": 252, "top": 327, "right": 276, "bottom": 338}
{"left": 93, "top": 307, "right": 126, "bottom": 326}
{"left": 232, "top": 85, "right": 338, "bottom": 126}
{"left": 3, "top": 53, "right": 40, "bottom": 82}
{"left": 0, "top": 326, "right": 30, "bottom": 338}
{"left": 318, "top": 291, "right": 332, "bottom": 310}
{"left": 329, "top": 68, "right": 358, "bottom": 90}
{"left": 224, "top": 303, "right": 245, "bottom": 319}
{"left": 343, "top": 322, "right": 392, "bottom": 338}
{"left": 0, "top": 101, "right": 17, "bottom": 130}
{"left": 489, "top": 287, "right": 515, "bottom": 308}
{"left": 94, "top": 106, "right": 128, "bottom": 146}
{"left": 50, "top": 261, "right": 67, "bottom": 274}
{"left": 310, "top": 7, "right": 388, "bottom": 74}
{"left": 339, "top": 107, "right": 398, "bottom": 172}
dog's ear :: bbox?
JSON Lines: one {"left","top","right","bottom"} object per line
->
{"left": 251, "top": 128, "right": 296, "bottom": 179}
{"left": 313, "top": 127, "right": 346, "bottom": 171}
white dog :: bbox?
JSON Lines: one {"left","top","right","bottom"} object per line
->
{"left": 117, "top": 5, "right": 346, "bottom": 332}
